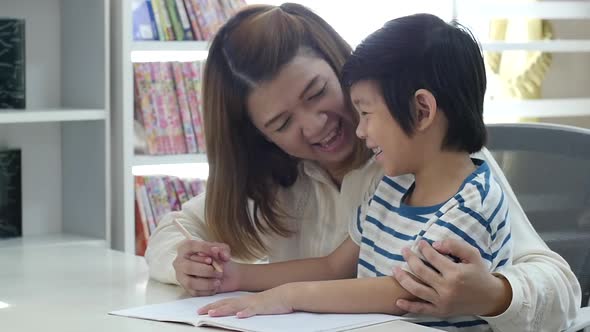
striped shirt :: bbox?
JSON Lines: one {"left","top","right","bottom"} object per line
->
{"left": 349, "top": 159, "right": 512, "bottom": 331}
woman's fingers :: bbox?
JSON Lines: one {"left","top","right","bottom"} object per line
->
{"left": 416, "top": 241, "right": 455, "bottom": 276}
{"left": 393, "top": 267, "right": 439, "bottom": 304}
{"left": 396, "top": 298, "right": 438, "bottom": 316}
{"left": 401, "top": 246, "right": 443, "bottom": 287}
{"left": 179, "top": 240, "right": 231, "bottom": 262}
{"left": 432, "top": 239, "right": 480, "bottom": 264}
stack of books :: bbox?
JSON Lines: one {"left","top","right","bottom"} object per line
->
{"left": 134, "top": 61, "right": 206, "bottom": 155}
{"left": 132, "top": 0, "right": 247, "bottom": 41}
{"left": 135, "top": 175, "right": 206, "bottom": 255}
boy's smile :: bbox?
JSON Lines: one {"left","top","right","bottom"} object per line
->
{"left": 350, "top": 80, "right": 415, "bottom": 177}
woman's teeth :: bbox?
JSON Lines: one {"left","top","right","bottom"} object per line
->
{"left": 319, "top": 129, "right": 338, "bottom": 147}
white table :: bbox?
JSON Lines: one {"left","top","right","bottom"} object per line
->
{"left": 0, "top": 237, "right": 438, "bottom": 332}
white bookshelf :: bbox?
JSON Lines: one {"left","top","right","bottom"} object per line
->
{"left": 132, "top": 40, "right": 209, "bottom": 52}
{"left": 455, "top": 0, "right": 590, "bottom": 120}
{"left": 0, "top": 109, "right": 106, "bottom": 124}
{"left": 0, "top": 0, "right": 110, "bottom": 247}
{"left": 111, "top": 1, "right": 210, "bottom": 253}
{"left": 133, "top": 153, "right": 208, "bottom": 166}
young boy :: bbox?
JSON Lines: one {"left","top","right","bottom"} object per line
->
{"left": 196, "top": 14, "right": 512, "bottom": 331}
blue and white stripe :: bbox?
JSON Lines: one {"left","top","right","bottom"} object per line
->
{"left": 350, "top": 160, "right": 512, "bottom": 332}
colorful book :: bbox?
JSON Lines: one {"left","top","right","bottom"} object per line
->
{"left": 172, "top": 177, "right": 190, "bottom": 205}
{"left": 171, "top": 62, "right": 198, "bottom": 154}
{"left": 135, "top": 200, "right": 148, "bottom": 256}
{"left": 152, "top": 0, "right": 175, "bottom": 40}
{"left": 158, "top": 62, "right": 188, "bottom": 154}
{"left": 133, "top": 63, "right": 159, "bottom": 154}
{"left": 174, "top": 0, "right": 195, "bottom": 40}
{"left": 183, "top": 0, "right": 204, "bottom": 40}
{"left": 149, "top": 62, "right": 174, "bottom": 154}
{"left": 166, "top": 0, "right": 186, "bottom": 41}
{"left": 148, "top": 0, "right": 165, "bottom": 40}
{"left": 0, "top": 19, "right": 25, "bottom": 109}
{"left": 0, "top": 149, "right": 21, "bottom": 238}
{"left": 184, "top": 61, "right": 207, "bottom": 153}
{"left": 162, "top": 176, "right": 181, "bottom": 211}
{"left": 132, "top": 0, "right": 158, "bottom": 40}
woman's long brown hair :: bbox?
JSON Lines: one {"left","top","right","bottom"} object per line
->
{"left": 202, "top": 3, "right": 370, "bottom": 260}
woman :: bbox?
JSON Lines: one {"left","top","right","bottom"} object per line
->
{"left": 145, "top": 3, "right": 580, "bottom": 331}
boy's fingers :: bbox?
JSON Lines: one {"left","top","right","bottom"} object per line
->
{"left": 237, "top": 307, "right": 256, "bottom": 318}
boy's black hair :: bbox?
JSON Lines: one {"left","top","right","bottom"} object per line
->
{"left": 342, "top": 13, "right": 487, "bottom": 153}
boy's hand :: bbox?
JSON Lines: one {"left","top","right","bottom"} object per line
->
{"left": 197, "top": 286, "right": 294, "bottom": 318}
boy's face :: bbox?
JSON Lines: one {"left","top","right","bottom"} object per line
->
{"left": 350, "top": 80, "right": 415, "bottom": 177}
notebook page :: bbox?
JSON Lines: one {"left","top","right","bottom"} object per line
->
{"left": 109, "top": 291, "right": 403, "bottom": 332}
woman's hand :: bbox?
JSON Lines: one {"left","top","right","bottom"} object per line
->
{"left": 393, "top": 239, "right": 512, "bottom": 317}
{"left": 197, "top": 285, "right": 294, "bottom": 318}
{"left": 173, "top": 240, "right": 238, "bottom": 296}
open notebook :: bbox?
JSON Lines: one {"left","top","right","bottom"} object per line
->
{"left": 109, "top": 291, "right": 403, "bottom": 332}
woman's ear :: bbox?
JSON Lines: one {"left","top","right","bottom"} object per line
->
{"left": 413, "top": 89, "right": 437, "bottom": 132}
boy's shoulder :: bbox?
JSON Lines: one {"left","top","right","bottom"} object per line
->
{"left": 456, "top": 160, "right": 507, "bottom": 220}
{"left": 374, "top": 174, "right": 414, "bottom": 199}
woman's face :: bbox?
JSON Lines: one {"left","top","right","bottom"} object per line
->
{"left": 246, "top": 54, "right": 357, "bottom": 173}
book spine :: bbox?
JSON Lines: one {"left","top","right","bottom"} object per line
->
{"left": 190, "top": 0, "right": 212, "bottom": 40}
{"left": 165, "top": 0, "right": 185, "bottom": 41}
{"left": 189, "top": 61, "right": 207, "bottom": 153}
{"left": 149, "top": 62, "right": 174, "bottom": 154}
{"left": 162, "top": 176, "right": 182, "bottom": 211}
{"left": 153, "top": 0, "right": 175, "bottom": 40}
{"left": 140, "top": 180, "right": 158, "bottom": 233}
{"left": 134, "top": 63, "right": 159, "bottom": 154}
{"left": 148, "top": 0, "right": 165, "bottom": 40}
{"left": 132, "top": 0, "right": 156, "bottom": 40}
{"left": 134, "top": 177, "right": 150, "bottom": 255}
{"left": 145, "top": 0, "right": 161, "bottom": 40}
{"left": 172, "top": 176, "right": 190, "bottom": 204}
{"left": 175, "top": 0, "right": 195, "bottom": 40}
{"left": 159, "top": 62, "right": 188, "bottom": 154}
{"left": 183, "top": 0, "right": 204, "bottom": 40}
{"left": 171, "top": 62, "right": 198, "bottom": 153}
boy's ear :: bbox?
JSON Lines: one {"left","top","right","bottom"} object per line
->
{"left": 413, "top": 89, "right": 437, "bottom": 131}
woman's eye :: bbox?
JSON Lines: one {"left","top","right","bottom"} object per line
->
{"left": 276, "top": 118, "right": 291, "bottom": 132}
{"left": 307, "top": 83, "right": 326, "bottom": 101}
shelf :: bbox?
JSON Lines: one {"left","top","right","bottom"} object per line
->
{"left": 0, "top": 233, "right": 106, "bottom": 249}
{"left": 484, "top": 98, "right": 590, "bottom": 118}
{"left": 0, "top": 108, "right": 106, "bottom": 124}
{"left": 133, "top": 153, "right": 208, "bottom": 166}
{"left": 457, "top": 0, "right": 590, "bottom": 19}
{"left": 131, "top": 41, "right": 209, "bottom": 52}
{"left": 481, "top": 40, "right": 590, "bottom": 53}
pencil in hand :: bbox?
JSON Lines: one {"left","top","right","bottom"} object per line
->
{"left": 173, "top": 219, "right": 223, "bottom": 273}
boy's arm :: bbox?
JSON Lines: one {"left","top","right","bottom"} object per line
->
{"left": 230, "top": 237, "right": 360, "bottom": 291}
{"left": 200, "top": 274, "right": 413, "bottom": 317}
{"left": 287, "top": 277, "right": 411, "bottom": 315}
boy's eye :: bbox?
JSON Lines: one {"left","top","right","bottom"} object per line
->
{"left": 276, "top": 117, "right": 291, "bottom": 132}
{"left": 307, "top": 83, "right": 327, "bottom": 101}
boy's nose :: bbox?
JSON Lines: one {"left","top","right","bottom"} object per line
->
{"left": 356, "top": 122, "right": 367, "bottom": 140}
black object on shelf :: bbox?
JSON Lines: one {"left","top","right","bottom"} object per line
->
{"left": 0, "top": 149, "right": 22, "bottom": 238}
{"left": 0, "top": 19, "right": 26, "bottom": 109}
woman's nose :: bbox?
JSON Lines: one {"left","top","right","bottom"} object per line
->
{"left": 301, "top": 112, "right": 328, "bottom": 139}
